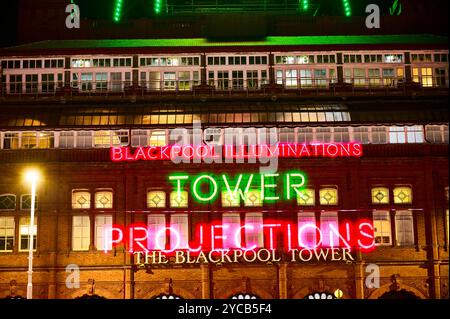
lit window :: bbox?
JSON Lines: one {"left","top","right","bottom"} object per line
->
{"left": 406, "top": 126, "right": 424, "bottom": 144}
{"left": 389, "top": 127, "right": 406, "bottom": 144}
{"left": 297, "top": 189, "right": 315, "bottom": 206}
{"left": 0, "top": 194, "right": 16, "bottom": 210}
{"left": 244, "top": 189, "right": 263, "bottom": 207}
{"left": 170, "top": 191, "right": 188, "bottom": 208}
{"left": 222, "top": 213, "right": 241, "bottom": 248}
{"left": 245, "top": 213, "right": 264, "bottom": 248}
{"left": 221, "top": 190, "right": 241, "bottom": 207}
{"left": 95, "top": 215, "right": 112, "bottom": 251}
{"left": 298, "top": 212, "right": 317, "bottom": 248}
{"left": 72, "top": 191, "right": 91, "bottom": 209}
{"left": 395, "top": 211, "right": 414, "bottom": 246}
{"left": 131, "top": 130, "right": 149, "bottom": 147}
{"left": 72, "top": 216, "right": 90, "bottom": 251}
{"left": 147, "top": 214, "right": 166, "bottom": 250}
{"left": 19, "top": 217, "right": 37, "bottom": 252}
{"left": 93, "top": 131, "right": 111, "bottom": 148}
{"left": 320, "top": 212, "right": 339, "bottom": 247}
{"left": 149, "top": 130, "right": 166, "bottom": 146}
{"left": 147, "top": 191, "right": 166, "bottom": 208}
{"left": 20, "top": 194, "right": 37, "bottom": 210}
{"left": 21, "top": 132, "right": 37, "bottom": 149}
{"left": 0, "top": 217, "right": 15, "bottom": 252}
{"left": 371, "top": 187, "right": 390, "bottom": 205}
{"left": 373, "top": 211, "right": 392, "bottom": 246}
{"left": 170, "top": 214, "right": 189, "bottom": 249}
{"left": 95, "top": 191, "right": 113, "bottom": 209}
{"left": 3, "top": 133, "right": 19, "bottom": 149}
{"left": 319, "top": 188, "right": 338, "bottom": 206}
{"left": 393, "top": 187, "right": 413, "bottom": 204}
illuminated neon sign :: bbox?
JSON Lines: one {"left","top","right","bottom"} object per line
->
{"left": 110, "top": 143, "right": 363, "bottom": 162}
{"left": 105, "top": 219, "right": 375, "bottom": 265}
{"left": 168, "top": 172, "right": 308, "bottom": 204}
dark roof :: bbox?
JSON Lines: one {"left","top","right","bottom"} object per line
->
{"left": 1, "top": 35, "right": 448, "bottom": 56}
{"left": 0, "top": 100, "right": 447, "bottom": 130}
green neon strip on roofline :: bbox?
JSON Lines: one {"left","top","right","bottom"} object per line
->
{"left": 3, "top": 35, "right": 447, "bottom": 51}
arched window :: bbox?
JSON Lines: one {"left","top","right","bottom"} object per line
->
{"left": 371, "top": 187, "right": 390, "bottom": 205}
{"left": 72, "top": 190, "right": 91, "bottom": 209}
{"left": 230, "top": 293, "right": 259, "bottom": 300}
{"left": 304, "top": 292, "right": 336, "bottom": 300}
{"left": 393, "top": 187, "right": 413, "bottom": 204}
{"left": 153, "top": 293, "right": 182, "bottom": 299}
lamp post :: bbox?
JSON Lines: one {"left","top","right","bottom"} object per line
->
{"left": 24, "top": 169, "right": 40, "bottom": 300}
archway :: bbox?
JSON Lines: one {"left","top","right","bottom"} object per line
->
{"left": 379, "top": 290, "right": 419, "bottom": 299}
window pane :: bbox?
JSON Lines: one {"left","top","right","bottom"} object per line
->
{"left": 320, "top": 212, "right": 339, "bottom": 247}
{"left": 95, "top": 191, "right": 113, "bottom": 209}
{"left": 244, "top": 189, "right": 262, "bottom": 207}
{"left": 297, "top": 189, "right": 315, "bottom": 206}
{"left": 395, "top": 211, "right": 414, "bottom": 246}
{"left": 221, "top": 190, "right": 241, "bottom": 207}
{"left": 371, "top": 187, "right": 390, "bottom": 205}
{"left": 393, "top": 187, "right": 413, "bottom": 204}
{"left": 95, "top": 215, "right": 113, "bottom": 251}
{"left": 373, "top": 211, "right": 392, "bottom": 245}
{"left": 170, "top": 191, "right": 188, "bottom": 208}
{"left": 72, "top": 216, "right": 90, "bottom": 251}
{"left": 0, "top": 194, "right": 16, "bottom": 210}
{"left": 298, "top": 212, "right": 317, "bottom": 248}
{"left": 170, "top": 214, "right": 189, "bottom": 249}
{"left": 319, "top": 188, "right": 338, "bottom": 206}
{"left": 148, "top": 214, "right": 166, "bottom": 250}
{"left": 222, "top": 213, "right": 241, "bottom": 249}
{"left": 72, "top": 191, "right": 91, "bottom": 209}
{"left": 147, "top": 191, "right": 166, "bottom": 208}
{"left": 0, "top": 217, "right": 15, "bottom": 252}
{"left": 19, "top": 217, "right": 37, "bottom": 251}
{"left": 245, "top": 213, "right": 264, "bottom": 248}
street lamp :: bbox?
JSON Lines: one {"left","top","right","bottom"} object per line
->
{"left": 24, "top": 168, "right": 40, "bottom": 300}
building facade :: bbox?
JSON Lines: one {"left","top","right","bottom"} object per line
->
{"left": 0, "top": 35, "right": 448, "bottom": 299}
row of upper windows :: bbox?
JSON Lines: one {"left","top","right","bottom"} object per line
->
{"left": 0, "top": 191, "right": 112, "bottom": 211}
{"left": 1, "top": 125, "right": 447, "bottom": 150}
{"left": 2, "top": 52, "right": 447, "bottom": 70}
{"left": 60, "top": 186, "right": 414, "bottom": 211}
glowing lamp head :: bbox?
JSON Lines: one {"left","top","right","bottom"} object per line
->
{"left": 24, "top": 169, "right": 40, "bottom": 184}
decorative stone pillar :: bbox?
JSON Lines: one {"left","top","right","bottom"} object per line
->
{"left": 201, "top": 264, "right": 211, "bottom": 299}
{"left": 278, "top": 263, "right": 288, "bottom": 299}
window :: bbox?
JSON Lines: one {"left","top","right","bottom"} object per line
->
{"left": 76, "top": 132, "right": 93, "bottom": 148}
{"left": 314, "top": 69, "right": 327, "bottom": 87}
{"left": 149, "top": 130, "right": 166, "bottom": 146}
{"left": 170, "top": 191, "right": 188, "bottom": 208}
{"left": 95, "top": 73, "right": 108, "bottom": 91}
{"left": 112, "top": 131, "right": 129, "bottom": 146}
{"left": 246, "top": 70, "right": 258, "bottom": 90}
{"left": 37, "top": 132, "right": 54, "bottom": 149}
{"left": 170, "top": 214, "right": 189, "bottom": 249}
{"left": 94, "top": 131, "right": 111, "bottom": 148}
{"left": 19, "top": 217, "right": 37, "bottom": 252}
{"left": 147, "top": 214, "right": 166, "bottom": 250}
{"left": 395, "top": 211, "right": 415, "bottom": 246}
{"left": 373, "top": 211, "right": 392, "bottom": 246}
{"left": 393, "top": 187, "right": 413, "bottom": 204}
{"left": 298, "top": 212, "right": 317, "bottom": 247}
{"left": 244, "top": 189, "right": 262, "bottom": 207}
{"left": 9, "top": 75, "right": 22, "bottom": 94}
{"left": 25, "top": 74, "right": 38, "bottom": 93}
{"left": 353, "top": 68, "right": 366, "bottom": 86}
{"left": 21, "top": 132, "right": 37, "bottom": 149}
{"left": 382, "top": 68, "right": 395, "bottom": 86}
{"left": 20, "top": 194, "right": 37, "bottom": 210}
{"left": 245, "top": 213, "right": 264, "bottom": 248}
{"left": 147, "top": 191, "right": 166, "bottom": 208}
{"left": 3, "top": 133, "right": 19, "bottom": 149}
{"left": 0, "top": 217, "right": 14, "bottom": 252}
{"left": 222, "top": 190, "right": 241, "bottom": 207}
{"left": 131, "top": 130, "right": 149, "bottom": 147}
{"left": 353, "top": 127, "right": 370, "bottom": 144}
{"left": 426, "top": 125, "right": 445, "bottom": 143}
{"left": 72, "top": 191, "right": 91, "bottom": 209}
{"left": 371, "top": 127, "right": 388, "bottom": 144}
{"left": 222, "top": 213, "right": 241, "bottom": 248}
{"left": 72, "top": 216, "right": 90, "bottom": 251}
{"left": 435, "top": 68, "right": 447, "bottom": 87}
{"left": 372, "top": 187, "right": 390, "bottom": 205}
{"left": 178, "top": 71, "right": 191, "bottom": 91}
{"left": 163, "top": 72, "right": 176, "bottom": 90}
{"left": 319, "top": 188, "right": 338, "bottom": 206}
{"left": 0, "top": 194, "right": 16, "bottom": 210}
{"left": 320, "top": 212, "right": 339, "bottom": 247}
{"left": 81, "top": 73, "right": 93, "bottom": 91}
{"left": 389, "top": 127, "right": 406, "bottom": 144}
{"left": 406, "top": 126, "right": 424, "bottom": 144}
{"left": 41, "top": 74, "right": 55, "bottom": 93}
{"left": 333, "top": 128, "right": 350, "bottom": 143}
{"left": 316, "top": 128, "right": 332, "bottom": 142}
{"left": 384, "top": 54, "right": 403, "bottom": 63}
{"left": 95, "top": 191, "right": 113, "bottom": 209}
{"left": 368, "top": 69, "right": 381, "bottom": 86}
{"left": 232, "top": 71, "right": 244, "bottom": 90}
{"left": 297, "top": 189, "right": 315, "bottom": 206}
{"left": 299, "top": 70, "right": 312, "bottom": 87}
{"left": 285, "top": 70, "right": 298, "bottom": 88}
{"left": 95, "top": 215, "right": 113, "bottom": 251}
